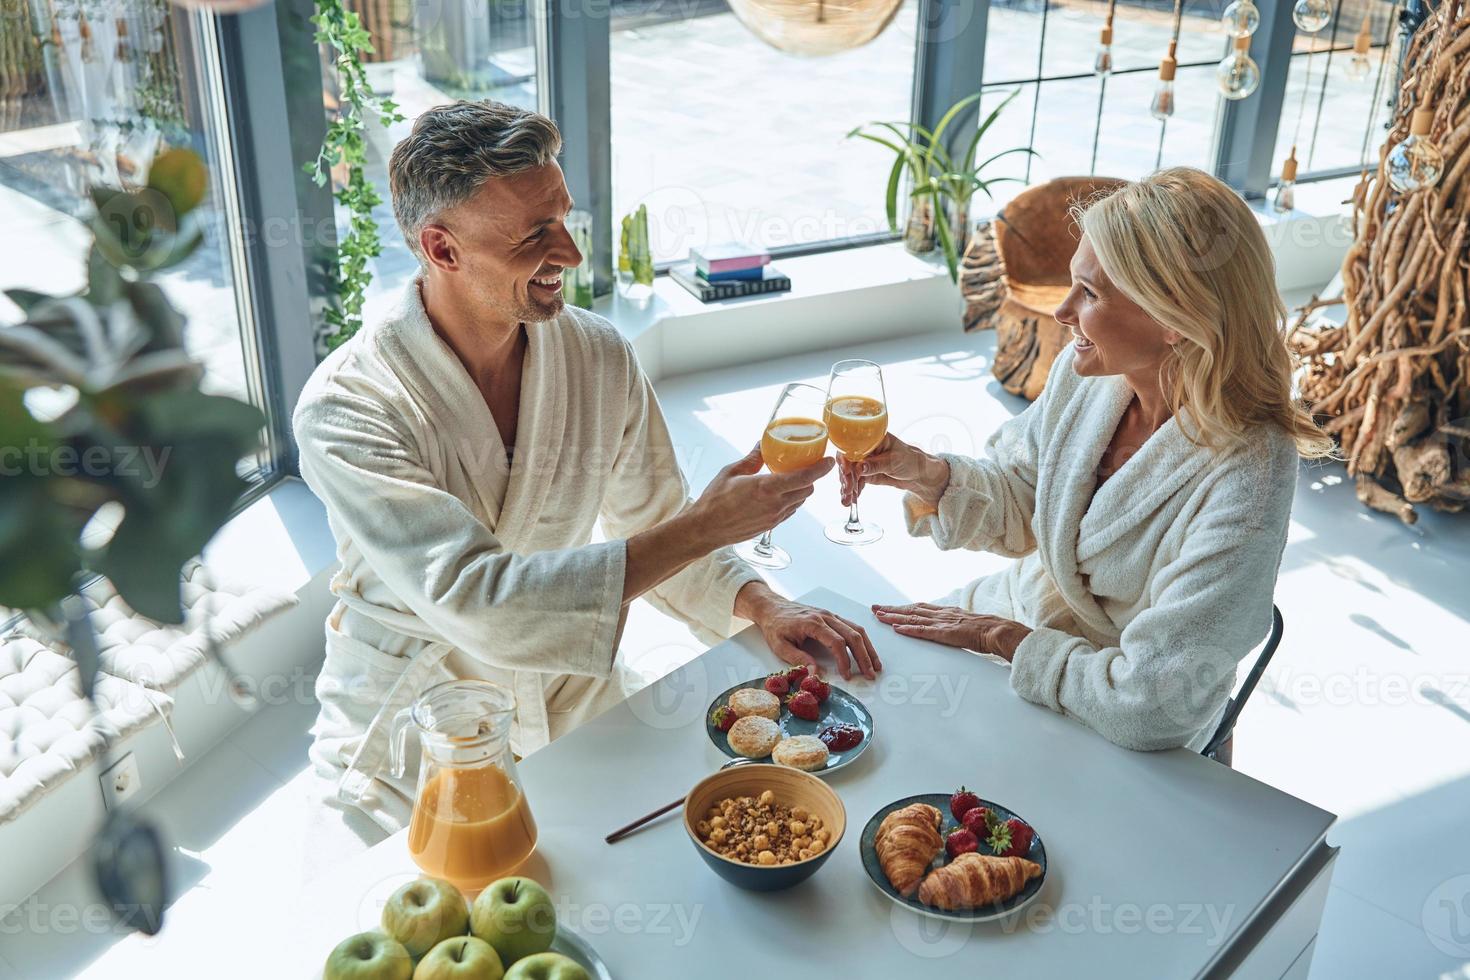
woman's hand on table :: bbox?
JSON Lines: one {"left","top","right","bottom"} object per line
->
{"left": 837, "top": 434, "right": 951, "bottom": 507}
{"left": 871, "top": 602, "right": 1032, "bottom": 661}
{"left": 736, "top": 583, "right": 882, "bottom": 680}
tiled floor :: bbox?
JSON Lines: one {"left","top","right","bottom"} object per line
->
{"left": 4, "top": 327, "right": 1469, "bottom": 978}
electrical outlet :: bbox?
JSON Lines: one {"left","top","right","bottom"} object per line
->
{"left": 99, "top": 753, "right": 141, "bottom": 810}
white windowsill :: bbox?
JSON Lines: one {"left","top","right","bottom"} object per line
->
{"left": 591, "top": 176, "right": 1357, "bottom": 381}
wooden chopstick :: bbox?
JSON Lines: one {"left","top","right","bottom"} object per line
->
{"left": 605, "top": 795, "right": 684, "bottom": 844}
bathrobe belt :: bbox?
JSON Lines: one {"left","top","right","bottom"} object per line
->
{"left": 331, "top": 612, "right": 553, "bottom": 808}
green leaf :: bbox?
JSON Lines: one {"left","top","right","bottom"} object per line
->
{"left": 959, "top": 89, "right": 1021, "bottom": 173}
{"left": 883, "top": 153, "right": 906, "bottom": 233}
{"left": 4, "top": 288, "right": 56, "bottom": 314}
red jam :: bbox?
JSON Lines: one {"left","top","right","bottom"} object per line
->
{"left": 819, "top": 723, "right": 863, "bottom": 751}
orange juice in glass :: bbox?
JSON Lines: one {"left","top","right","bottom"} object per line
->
{"left": 390, "top": 681, "right": 537, "bottom": 893}
{"left": 737, "top": 383, "right": 829, "bottom": 569}
{"left": 824, "top": 360, "right": 887, "bottom": 545}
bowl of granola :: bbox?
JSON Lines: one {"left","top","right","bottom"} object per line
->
{"left": 683, "top": 764, "right": 846, "bottom": 891}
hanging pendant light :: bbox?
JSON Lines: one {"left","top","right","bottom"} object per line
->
{"left": 1095, "top": 0, "right": 1117, "bottom": 77}
{"left": 1344, "top": 16, "right": 1373, "bottom": 81}
{"left": 1387, "top": 108, "right": 1445, "bottom": 192}
{"left": 727, "top": 0, "right": 906, "bottom": 57}
{"left": 1095, "top": 20, "right": 1114, "bottom": 77}
{"left": 1150, "top": 0, "right": 1183, "bottom": 122}
{"left": 1151, "top": 40, "right": 1178, "bottom": 120}
{"left": 1221, "top": 0, "right": 1261, "bottom": 37}
{"left": 1273, "top": 147, "right": 1298, "bottom": 213}
{"left": 1217, "top": 34, "right": 1261, "bottom": 100}
{"left": 1292, "top": 0, "right": 1332, "bottom": 33}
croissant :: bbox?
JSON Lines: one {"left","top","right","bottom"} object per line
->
{"left": 875, "top": 803, "right": 943, "bottom": 896}
{"left": 917, "top": 852, "right": 1042, "bottom": 910}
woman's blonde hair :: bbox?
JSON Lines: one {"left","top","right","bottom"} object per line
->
{"left": 1074, "top": 167, "right": 1333, "bottom": 458}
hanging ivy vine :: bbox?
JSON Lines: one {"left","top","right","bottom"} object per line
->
{"left": 306, "top": 0, "right": 402, "bottom": 351}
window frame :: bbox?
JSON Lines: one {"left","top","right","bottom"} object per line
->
{"left": 226, "top": 0, "right": 1401, "bottom": 482}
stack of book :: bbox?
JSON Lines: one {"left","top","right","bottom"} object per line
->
{"left": 670, "top": 242, "right": 791, "bottom": 302}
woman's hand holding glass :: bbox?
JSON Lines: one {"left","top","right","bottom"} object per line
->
{"left": 837, "top": 433, "right": 952, "bottom": 508}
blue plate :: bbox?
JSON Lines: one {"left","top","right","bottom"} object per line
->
{"left": 859, "top": 793, "right": 1048, "bottom": 921}
{"left": 705, "top": 677, "right": 874, "bottom": 774}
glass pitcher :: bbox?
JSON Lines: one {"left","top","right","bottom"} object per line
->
{"left": 389, "top": 680, "right": 538, "bottom": 893}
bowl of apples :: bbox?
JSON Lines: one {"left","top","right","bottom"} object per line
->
{"left": 323, "top": 875, "right": 609, "bottom": 980}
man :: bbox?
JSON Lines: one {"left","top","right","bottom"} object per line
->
{"left": 294, "top": 100, "right": 881, "bottom": 840}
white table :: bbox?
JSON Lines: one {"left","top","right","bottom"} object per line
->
{"left": 289, "top": 589, "right": 1337, "bottom": 979}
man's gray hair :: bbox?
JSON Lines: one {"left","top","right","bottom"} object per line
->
{"left": 388, "top": 100, "right": 562, "bottom": 262}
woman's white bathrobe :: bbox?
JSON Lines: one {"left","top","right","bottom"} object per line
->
{"left": 294, "top": 280, "right": 761, "bottom": 832}
{"left": 906, "top": 344, "right": 1298, "bottom": 752}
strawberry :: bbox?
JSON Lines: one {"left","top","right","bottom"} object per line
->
{"left": 945, "top": 828, "right": 979, "bottom": 860}
{"left": 799, "top": 675, "right": 830, "bottom": 702}
{"left": 961, "top": 806, "right": 993, "bottom": 838}
{"left": 782, "top": 664, "right": 810, "bottom": 684}
{"left": 950, "top": 786, "right": 981, "bottom": 822}
{"left": 786, "top": 690, "right": 821, "bottom": 722}
{"left": 992, "top": 818, "right": 1034, "bottom": 858}
{"left": 710, "top": 705, "right": 736, "bottom": 732}
{"left": 763, "top": 673, "right": 790, "bottom": 697}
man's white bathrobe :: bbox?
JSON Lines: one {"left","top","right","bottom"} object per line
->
{"left": 294, "top": 280, "right": 761, "bottom": 832}
{"left": 906, "top": 344, "right": 1298, "bottom": 752}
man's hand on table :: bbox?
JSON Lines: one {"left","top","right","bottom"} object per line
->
{"left": 871, "top": 602, "right": 1032, "bottom": 661}
{"left": 735, "top": 582, "right": 882, "bottom": 680}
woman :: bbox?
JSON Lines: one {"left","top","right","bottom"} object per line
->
{"left": 849, "top": 167, "right": 1332, "bottom": 754}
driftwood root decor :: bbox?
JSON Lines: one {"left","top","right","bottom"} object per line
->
{"left": 1289, "top": 0, "right": 1470, "bottom": 522}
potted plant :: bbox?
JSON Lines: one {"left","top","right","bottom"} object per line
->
{"left": 0, "top": 149, "right": 265, "bottom": 936}
{"left": 849, "top": 89, "right": 1034, "bottom": 282}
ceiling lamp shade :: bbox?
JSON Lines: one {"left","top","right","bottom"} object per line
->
{"left": 727, "top": 0, "right": 907, "bottom": 56}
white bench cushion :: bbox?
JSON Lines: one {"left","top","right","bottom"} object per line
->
{"left": 0, "top": 634, "right": 170, "bottom": 823}
{"left": 19, "top": 560, "right": 297, "bottom": 692}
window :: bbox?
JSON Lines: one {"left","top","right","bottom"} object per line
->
{"left": 1274, "top": 0, "right": 1401, "bottom": 180}
{"left": 0, "top": 2, "right": 261, "bottom": 419}
{"left": 318, "top": 0, "right": 544, "bottom": 311}
{"left": 609, "top": 0, "right": 921, "bottom": 264}
{"left": 980, "top": 0, "right": 1230, "bottom": 203}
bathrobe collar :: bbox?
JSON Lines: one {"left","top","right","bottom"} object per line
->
{"left": 1039, "top": 368, "right": 1213, "bottom": 635}
{"left": 376, "top": 278, "right": 569, "bottom": 554}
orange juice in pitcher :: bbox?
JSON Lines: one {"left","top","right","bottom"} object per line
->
{"left": 391, "top": 681, "right": 538, "bottom": 893}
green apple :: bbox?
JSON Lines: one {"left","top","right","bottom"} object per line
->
{"left": 324, "top": 931, "right": 413, "bottom": 980}
{"left": 503, "top": 953, "right": 589, "bottom": 980}
{"left": 383, "top": 877, "right": 471, "bottom": 959}
{"left": 413, "top": 936, "right": 504, "bottom": 980}
{"left": 469, "top": 877, "right": 556, "bottom": 966}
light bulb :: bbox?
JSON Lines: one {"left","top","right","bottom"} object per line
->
{"left": 1273, "top": 181, "right": 1296, "bottom": 213}
{"left": 1151, "top": 44, "right": 1178, "bottom": 121}
{"left": 1387, "top": 110, "right": 1444, "bottom": 192}
{"left": 1273, "top": 149, "right": 1298, "bottom": 213}
{"left": 1221, "top": 0, "right": 1260, "bottom": 37}
{"left": 1217, "top": 37, "right": 1260, "bottom": 100}
{"left": 1095, "top": 24, "right": 1114, "bottom": 77}
{"left": 1292, "top": 0, "right": 1332, "bottom": 33}
{"left": 1345, "top": 17, "right": 1373, "bottom": 81}
{"left": 1151, "top": 82, "right": 1175, "bottom": 120}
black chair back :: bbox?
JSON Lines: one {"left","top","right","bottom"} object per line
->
{"left": 1203, "top": 605, "right": 1284, "bottom": 761}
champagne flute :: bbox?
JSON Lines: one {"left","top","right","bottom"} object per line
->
{"left": 735, "top": 382, "right": 830, "bottom": 569}
{"left": 824, "top": 359, "right": 888, "bottom": 545}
